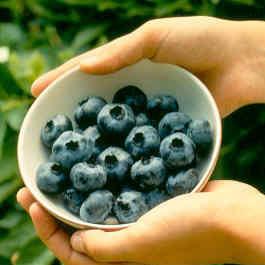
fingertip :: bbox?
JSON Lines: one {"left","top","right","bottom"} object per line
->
{"left": 16, "top": 187, "right": 27, "bottom": 203}
{"left": 29, "top": 202, "right": 41, "bottom": 218}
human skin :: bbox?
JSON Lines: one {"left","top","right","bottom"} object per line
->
{"left": 17, "top": 16, "right": 265, "bottom": 265}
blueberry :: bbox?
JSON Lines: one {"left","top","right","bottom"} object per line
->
{"left": 74, "top": 96, "right": 106, "bottom": 129}
{"left": 103, "top": 216, "right": 120, "bottom": 225}
{"left": 70, "top": 162, "right": 107, "bottom": 192}
{"left": 97, "top": 104, "right": 135, "bottom": 139}
{"left": 166, "top": 168, "right": 199, "bottom": 196}
{"left": 135, "top": 113, "right": 151, "bottom": 126}
{"left": 187, "top": 119, "right": 213, "bottom": 151}
{"left": 83, "top": 126, "right": 107, "bottom": 160}
{"left": 131, "top": 157, "right": 166, "bottom": 190}
{"left": 158, "top": 112, "right": 191, "bottom": 138}
{"left": 52, "top": 131, "right": 92, "bottom": 169}
{"left": 114, "top": 191, "right": 148, "bottom": 223}
{"left": 36, "top": 162, "right": 67, "bottom": 194}
{"left": 41, "top": 114, "right": 72, "bottom": 148}
{"left": 125, "top": 125, "right": 160, "bottom": 159}
{"left": 147, "top": 95, "right": 179, "bottom": 121}
{"left": 160, "top": 132, "right": 195, "bottom": 169}
{"left": 63, "top": 188, "right": 85, "bottom": 215}
{"left": 80, "top": 190, "right": 114, "bottom": 224}
{"left": 97, "top": 147, "right": 133, "bottom": 183}
{"left": 113, "top": 85, "right": 147, "bottom": 114}
{"left": 145, "top": 189, "right": 169, "bottom": 209}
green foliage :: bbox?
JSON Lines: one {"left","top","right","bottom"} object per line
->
{"left": 0, "top": 0, "right": 264, "bottom": 265}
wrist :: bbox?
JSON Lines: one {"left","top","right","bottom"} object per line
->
{"left": 235, "top": 20, "right": 265, "bottom": 106}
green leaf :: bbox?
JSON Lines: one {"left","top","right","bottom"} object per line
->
{"left": 72, "top": 24, "right": 108, "bottom": 50}
{"left": 14, "top": 238, "right": 55, "bottom": 265}
{"left": 0, "top": 256, "right": 11, "bottom": 265}
{"left": 4, "top": 101, "right": 29, "bottom": 131}
{"left": 0, "top": 219, "right": 36, "bottom": 257}
{"left": 0, "top": 178, "right": 21, "bottom": 204}
{"left": 0, "top": 23, "right": 25, "bottom": 48}
{"left": 0, "top": 210, "right": 23, "bottom": 229}
{"left": 0, "top": 112, "right": 7, "bottom": 159}
{"left": 0, "top": 63, "right": 23, "bottom": 95}
{"left": 0, "top": 133, "right": 18, "bottom": 184}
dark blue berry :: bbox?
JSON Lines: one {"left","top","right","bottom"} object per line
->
{"left": 97, "top": 147, "right": 133, "bottom": 183}
{"left": 145, "top": 189, "right": 169, "bottom": 209}
{"left": 80, "top": 190, "right": 114, "bottom": 224}
{"left": 187, "top": 119, "right": 213, "bottom": 151}
{"left": 97, "top": 104, "right": 135, "bottom": 138}
{"left": 160, "top": 132, "right": 195, "bottom": 169}
{"left": 41, "top": 114, "right": 72, "bottom": 148}
{"left": 74, "top": 96, "right": 106, "bottom": 129}
{"left": 52, "top": 131, "right": 92, "bottom": 169}
{"left": 36, "top": 162, "right": 67, "bottom": 194}
{"left": 158, "top": 112, "right": 191, "bottom": 138}
{"left": 113, "top": 86, "right": 147, "bottom": 114}
{"left": 83, "top": 126, "right": 108, "bottom": 160}
{"left": 147, "top": 94, "right": 179, "bottom": 121}
{"left": 166, "top": 168, "right": 199, "bottom": 196}
{"left": 114, "top": 190, "right": 148, "bottom": 223}
{"left": 125, "top": 125, "right": 160, "bottom": 159}
{"left": 70, "top": 162, "right": 107, "bottom": 192}
{"left": 63, "top": 188, "right": 85, "bottom": 215}
{"left": 135, "top": 113, "right": 151, "bottom": 126}
{"left": 131, "top": 157, "right": 166, "bottom": 190}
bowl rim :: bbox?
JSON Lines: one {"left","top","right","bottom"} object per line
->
{"left": 17, "top": 59, "right": 222, "bottom": 230}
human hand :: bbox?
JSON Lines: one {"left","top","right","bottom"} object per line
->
{"left": 16, "top": 188, "right": 140, "bottom": 265}
{"left": 17, "top": 180, "right": 265, "bottom": 265}
{"left": 31, "top": 16, "right": 265, "bottom": 116}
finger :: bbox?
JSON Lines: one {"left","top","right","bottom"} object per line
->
{"left": 203, "top": 180, "right": 256, "bottom": 193}
{"left": 31, "top": 22, "right": 160, "bottom": 97}
{"left": 71, "top": 227, "right": 141, "bottom": 262}
{"left": 29, "top": 202, "right": 100, "bottom": 265}
{"left": 16, "top": 187, "right": 36, "bottom": 212}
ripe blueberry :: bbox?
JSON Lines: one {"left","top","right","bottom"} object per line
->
{"left": 113, "top": 85, "right": 147, "bottom": 114}
{"left": 97, "top": 104, "right": 135, "bottom": 139}
{"left": 52, "top": 131, "right": 92, "bottom": 169}
{"left": 74, "top": 96, "right": 106, "bottom": 129}
{"left": 147, "top": 94, "right": 178, "bottom": 121}
{"left": 114, "top": 190, "right": 148, "bottom": 223}
{"left": 131, "top": 157, "right": 166, "bottom": 190}
{"left": 187, "top": 119, "right": 213, "bottom": 151}
{"left": 62, "top": 188, "right": 85, "bottom": 215}
{"left": 80, "top": 190, "right": 114, "bottom": 224}
{"left": 41, "top": 114, "right": 72, "bottom": 148}
{"left": 70, "top": 162, "right": 107, "bottom": 192}
{"left": 36, "top": 162, "right": 67, "bottom": 194}
{"left": 158, "top": 112, "right": 191, "bottom": 138}
{"left": 166, "top": 168, "right": 199, "bottom": 196}
{"left": 160, "top": 132, "right": 195, "bottom": 169}
{"left": 97, "top": 147, "right": 133, "bottom": 183}
{"left": 125, "top": 125, "right": 160, "bottom": 159}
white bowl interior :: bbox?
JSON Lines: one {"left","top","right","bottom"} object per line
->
{"left": 18, "top": 59, "right": 221, "bottom": 230}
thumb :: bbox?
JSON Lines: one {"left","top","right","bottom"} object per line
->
{"left": 70, "top": 228, "right": 141, "bottom": 262}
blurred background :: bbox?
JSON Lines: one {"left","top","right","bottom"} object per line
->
{"left": 0, "top": 0, "right": 264, "bottom": 265}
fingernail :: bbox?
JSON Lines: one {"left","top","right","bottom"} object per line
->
{"left": 31, "top": 74, "right": 46, "bottom": 91}
{"left": 71, "top": 232, "right": 84, "bottom": 252}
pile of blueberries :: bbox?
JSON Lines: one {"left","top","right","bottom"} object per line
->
{"left": 37, "top": 86, "right": 213, "bottom": 225}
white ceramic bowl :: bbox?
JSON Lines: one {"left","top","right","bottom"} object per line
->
{"left": 18, "top": 59, "right": 222, "bottom": 230}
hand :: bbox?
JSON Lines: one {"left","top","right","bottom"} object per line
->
{"left": 17, "top": 180, "right": 265, "bottom": 265}
{"left": 31, "top": 16, "right": 265, "bottom": 117}
{"left": 16, "top": 188, "right": 140, "bottom": 265}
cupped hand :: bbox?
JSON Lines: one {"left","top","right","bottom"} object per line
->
{"left": 17, "top": 180, "right": 265, "bottom": 265}
{"left": 31, "top": 16, "right": 265, "bottom": 116}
